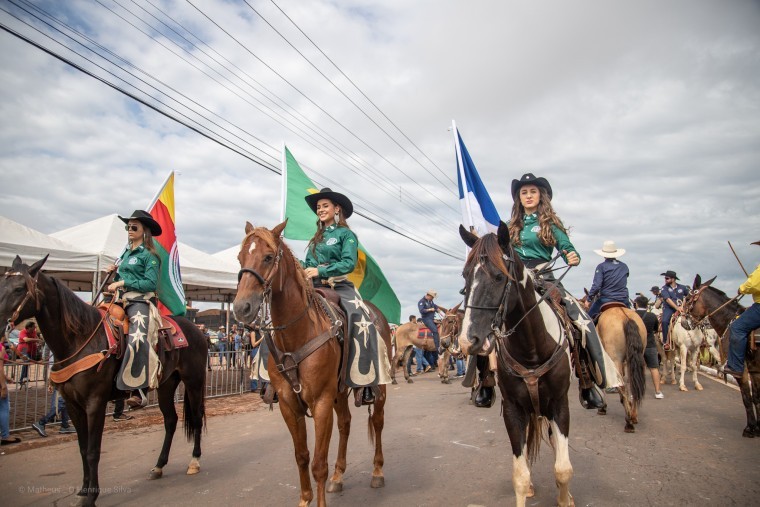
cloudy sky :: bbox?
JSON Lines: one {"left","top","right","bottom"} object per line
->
{"left": 1, "top": 0, "right": 759, "bottom": 320}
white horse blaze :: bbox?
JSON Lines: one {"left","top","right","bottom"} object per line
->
{"left": 458, "top": 264, "right": 481, "bottom": 355}
{"left": 248, "top": 240, "right": 257, "bottom": 254}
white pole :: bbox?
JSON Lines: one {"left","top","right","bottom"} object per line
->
{"left": 452, "top": 120, "right": 474, "bottom": 230}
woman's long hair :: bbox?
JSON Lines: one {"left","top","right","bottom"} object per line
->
{"left": 308, "top": 201, "right": 351, "bottom": 257}
{"left": 508, "top": 187, "right": 568, "bottom": 247}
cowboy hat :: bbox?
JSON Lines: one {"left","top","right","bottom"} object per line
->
{"left": 426, "top": 289, "right": 438, "bottom": 298}
{"left": 660, "top": 270, "right": 679, "bottom": 280}
{"left": 119, "top": 210, "right": 162, "bottom": 236}
{"left": 511, "top": 173, "right": 553, "bottom": 201}
{"left": 304, "top": 188, "right": 353, "bottom": 219}
{"left": 594, "top": 240, "right": 626, "bottom": 258}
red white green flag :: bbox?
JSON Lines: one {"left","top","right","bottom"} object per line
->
{"left": 147, "top": 172, "right": 186, "bottom": 316}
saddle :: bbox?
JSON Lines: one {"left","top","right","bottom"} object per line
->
{"left": 600, "top": 301, "right": 628, "bottom": 313}
{"left": 416, "top": 325, "right": 437, "bottom": 352}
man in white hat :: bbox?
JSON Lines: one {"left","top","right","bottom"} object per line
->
{"left": 418, "top": 290, "right": 447, "bottom": 367}
{"left": 587, "top": 240, "right": 630, "bottom": 319}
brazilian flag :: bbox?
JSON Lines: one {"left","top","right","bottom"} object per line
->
{"left": 282, "top": 146, "right": 401, "bottom": 324}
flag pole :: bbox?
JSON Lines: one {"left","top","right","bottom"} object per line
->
{"left": 281, "top": 143, "right": 287, "bottom": 223}
{"left": 452, "top": 120, "right": 474, "bottom": 232}
{"left": 148, "top": 171, "right": 174, "bottom": 210}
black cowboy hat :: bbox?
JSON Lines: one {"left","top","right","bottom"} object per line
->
{"left": 304, "top": 188, "right": 353, "bottom": 219}
{"left": 511, "top": 173, "right": 553, "bottom": 201}
{"left": 660, "top": 270, "right": 679, "bottom": 280}
{"left": 119, "top": 210, "right": 162, "bottom": 236}
{"left": 650, "top": 286, "right": 660, "bottom": 292}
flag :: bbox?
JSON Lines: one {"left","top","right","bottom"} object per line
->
{"left": 281, "top": 145, "right": 401, "bottom": 324}
{"left": 147, "top": 172, "right": 186, "bottom": 316}
{"left": 453, "top": 121, "right": 500, "bottom": 236}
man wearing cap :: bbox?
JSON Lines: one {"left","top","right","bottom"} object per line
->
{"left": 418, "top": 290, "right": 447, "bottom": 367}
{"left": 659, "top": 270, "right": 690, "bottom": 351}
{"left": 650, "top": 286, "right": 663, "bottom": 310}
{"left": 587, "top": 240, "right": 630, "bottom": 319}
{"left": 724, "top": 241, "right": 760, "bottom": 377}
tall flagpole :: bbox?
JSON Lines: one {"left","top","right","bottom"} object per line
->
{"left": 452, "top": 120, "right": 474, "bottom": 231}
{"left": 281, "top": 142, "right": 287, "bottom": 223}
{"left": 147, "top": 171, "right": 174, "bottom": 210}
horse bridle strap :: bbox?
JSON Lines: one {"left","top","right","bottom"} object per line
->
{"left": 496, "top": 336, "right": 569, "bottom": 416}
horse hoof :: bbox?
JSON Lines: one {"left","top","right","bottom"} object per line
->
{"left": 370, "top": 475, "right": 385, "bottom": 488}
{"left": 442, "top": 379, "right": 451, "bottom": 384}
{"left": 624, "top": 424, "right": 635, "bottom": 433}
{"left": 327, "top": 480, "right": 343, "bottom": 493}
{"left": 186, "top": 465, "right": 200, "bottom": 475}
{"left": 527, "top": 484, "right": 535, "bottom": 497}
{"left": 392, "top": 379, "right": 398, "bottom": 385}
{"left": 679, "top": 386, "right": 688, "bottom": 392}
{"left": 407, "top": 379, "right": 414, "bottom": 384}
{"left": 670, "top": 380, "right": 677, "bottom": 385}
{"left": 597, "top": 408, "right": 607, "bottom": 416}
{"left": 149, "top": 467, "right": 163, "bottom": 480}
{"left": 695, "top": 384, "right": 703, "bottom": 391}
{"left": 632, "top": 417, "right": 639, "bottom": 424}
{"left": 742, "top": 429, "right": 755, "bottom": 438}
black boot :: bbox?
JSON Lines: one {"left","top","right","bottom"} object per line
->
{"left": 580, "top": 386, "right": 605, "bottom": 410}
{"left": 362, "top": 386, "right": 376, "bottom": 405}
{"left": 473, "top": 385, "right": 495, "bottom": 408}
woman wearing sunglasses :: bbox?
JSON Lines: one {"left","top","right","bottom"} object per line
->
{"left": 106, "top": 210, "right": 163, "bottom": 408}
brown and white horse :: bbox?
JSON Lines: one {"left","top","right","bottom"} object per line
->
{"left": 458, "top": 223, "right": 574, "bottom": 507}
{"left": 232, "top": 222, "right": 392, "bottom": 506}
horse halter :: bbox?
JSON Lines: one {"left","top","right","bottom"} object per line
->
{"left": 463, "top": 253, "right": 516, "bottom": 351}
{"left": 237, "top": 233, "right": 284, "bottom": 294}
{"left": 3, "top": 269, "right": 42, "bottom": 330}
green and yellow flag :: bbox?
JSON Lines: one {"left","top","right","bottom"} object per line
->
{"left": 282, "top": 145, "right": 401, "bottom": 324}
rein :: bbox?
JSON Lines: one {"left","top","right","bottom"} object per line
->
{"left": 684, "top": 286, "right": 744, "bottom": 326}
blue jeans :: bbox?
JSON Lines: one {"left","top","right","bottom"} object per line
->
{"left": 588, "top": 298, "right": 630, "bottom": 319}
{"left": 661, "top": 312, "right": 675, "bottom": 344}
{"left": 217, "top": 342, "right": 227, "bottom": 366}
{"left": 40, "top": 392, "right": 71, "bottom": 428}
{"left": 456, "top": 358, "right": 465, "bottom": 376}
{"left": 727, "top": 303, "right": 760, "bottom": 371}
{"left": 414, "top": 347, "right": 430, "bottom": 372}
{"left": 0, "top": 395, "right": 9, "bottom": 439}
{"left": 420, "top": 316, "right": 440, "bottom": 365}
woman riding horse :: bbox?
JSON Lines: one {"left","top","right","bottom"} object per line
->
{"left": 504, "top": 173, "right": 620, "bottom": 409}
{"left": 302, "top": 188, "right": 392, "bottom": 406}
{"left": 107, "top": 210, "right": 163, "bottom": 408}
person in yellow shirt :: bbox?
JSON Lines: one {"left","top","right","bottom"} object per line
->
{"left": 724, "top": 240, "right": 760, "bottom": 377}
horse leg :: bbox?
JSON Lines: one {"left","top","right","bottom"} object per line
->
{"left": 328, "top": 392, "right": 351, "bottom": 493}
{"left": 279, "top": 394, "right": 313, "bottom": 506}
{"left": 678, "top": 345, "right": 688, "bottom": 391}
{"left": 369, "top": 384, "right": 387, "bottom": 488}
{"left": 79, "top": 403, "right": 107, "bottom": 506}
{"left": 66, "top": 401, "right": 91, "bottom": 501}
{"left": 150, "top": 373, "right": 181, "bottom": 479}
{"left": 549, "top": 418, "right": 574, "bottom": 507}
{"left": 751, "top": 371, "right": 760, "bottom": 437}
{"left": 691, "top": 350, "right": 703, "bottom": 391}
{"left": 617, "top": 381, "right": 635, "bottom": 433}
{"left": 402, "top": 346, "right": 414, "bottom": 383}
{"left": 311, "top": 396, "right": 335, "bottom": 507}
{"left": 440, "top": 350, "right": 451, "bottom": 384}
{"left": 504, "top": 412, "right": 533, "bottom": 507}
{"left": 183, "top": 375, "right": 205, "bottom": 475}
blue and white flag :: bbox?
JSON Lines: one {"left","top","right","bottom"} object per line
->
{"left": 452, "top": 121, "right": 500, "bottom": 236}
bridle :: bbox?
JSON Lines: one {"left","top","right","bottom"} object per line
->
{"left": 3, "top": 269, "right": 43, "bottom": 330}
{"left": 683, "top": 285, "right": 743, "bottom": 327}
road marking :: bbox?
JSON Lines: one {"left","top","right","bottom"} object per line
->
{"left": 698, "top": 371, "right": 740, "bottom": 392}
{"left": 451, "top": 440, "right": 480, "bottom": 449}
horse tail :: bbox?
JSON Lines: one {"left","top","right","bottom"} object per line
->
{"left": 526, "top": 413, "right": 547, "bottom": 465}
{"left": 367, "top": 405, "right": 376, "bottom": 445}
{"left": 625, "top": 318, "right": 646, "bottom": 407}
{"left": 183, "top": 388, "right": 206, "bottom": 442}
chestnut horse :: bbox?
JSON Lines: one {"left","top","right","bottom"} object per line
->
{"left": 438, "top": 304, "right": 464, "bottom": 384}
{"left": 684, "top": 275, "right": 760, "bottom": 438}
{"left": 232, "top": 222, "right": 392, "bottom": 506}
{"left": 390, "top": 320, "right": 434, "bottom": 383}
{"left": 0, "top": 256, "right": 206, "bottom": 507}
{"left": 458, "top": 224, "right": 574, "bottom": 507}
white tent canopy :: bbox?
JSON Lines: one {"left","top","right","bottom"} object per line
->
{"left": 52, "top": 214, "right": 239, "bottom": 302}
{"left": 0, "top": 216, "right": 100, "bottom": 289}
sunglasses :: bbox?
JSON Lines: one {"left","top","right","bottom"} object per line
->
{"left": 125, "top": 225, "right": 140, "bottom": 232}
{"left": 664, "top": 277, "right": 672, "bottom": 281}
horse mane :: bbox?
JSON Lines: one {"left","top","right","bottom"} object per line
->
{"left": 705, "top": 285, "right": 744, "bottom": 311}
{"left": 463, "top": 233, "right": 511, "bottom": 280}
{"left": 246, "top": 227, "right": 328, "bottom": 329}
{"left": 49, "top": 276, "right": 102, "bottom": 342}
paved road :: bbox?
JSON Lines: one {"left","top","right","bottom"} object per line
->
{"left": 2, "top": 370, "right": 759, "bottom": 506}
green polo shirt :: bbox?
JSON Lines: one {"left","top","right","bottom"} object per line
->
{"left": 115, "top": 245, "right": 160, "bottom": 293}
{"left": 511, "top": 214, "right": 579, "bottom": 264}
{"left": 303, "top": 225, "right": 358, "bottom": 278}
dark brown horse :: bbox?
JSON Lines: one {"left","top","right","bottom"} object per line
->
{"left": 0, "top": 256, "right": 207, "bottom": 506}
{"left": 684, "top": 274, "right": 760, "bottom": 438}
{"left": 438, "top": 303, "right": 464, "bottom": 384}
{"left": 232, "top": 222, "right": 392, "bottom": 507}
{"left": 458, "top": 224, "right": 574, "bottom": 507}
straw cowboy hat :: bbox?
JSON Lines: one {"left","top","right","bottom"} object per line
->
{"left": 511, "top": 173, "right": 553, "bottom": 201}
{"left": 426, "top": 289, "right": 438, "bottom": 298}
{"left": 305, "top": 188, "right": 354, "bottom": 219}
{"left": 594, "top": 240, "right": 626, "bottom": 258}
{"left": 119, "top": 210, "right": 162, "bottom": 236}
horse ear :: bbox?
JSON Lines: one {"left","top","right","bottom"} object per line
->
{"left": 272, "top": 219, "right": 288, "bottom": 239}
{"left": 497, "top": 221, "right": 511, "bottom": 251}
{"left": 245, "top": 221, "right": 254, "bottom": 234}
{"left": 693, "top": 274, "right": 702, "bottom": 290}
{"left": 29, "top": 254, "right": 49, "bottom": 275}
{"left": 703, "top": 275, "right": 717, "bottom": 287}
{"left": 584, "top": 287, "right": 589, "bottom": 296}
{"left": 459, "top": 225, "right": 478, "bottom": 249}
{"left": 452, "top": 302, "right": 462, "bottom": 312}
{"left": 11, "top": 255, "right": 22, "bottom": 270}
